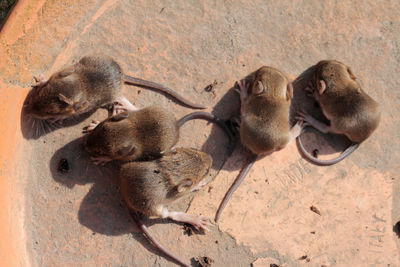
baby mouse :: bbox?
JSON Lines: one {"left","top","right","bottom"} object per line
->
{"left": 120, "top": 147, "right": 212, "bottom": 267}
{"left": 83, "top": 106, "right": 235, "bottom": 165}
{"left": 296, "top": 60, "right": 380, "bottom": 165}
{"left": 24, "top": 55, "right": 205, "bottom": 122}
{"left": 215, "top": 66, "right": 304, "bottom": 221}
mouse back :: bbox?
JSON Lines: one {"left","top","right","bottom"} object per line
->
{"left": 84, "top": 106, "right": 179, "bottom": 162}
{"left": 77, "top": 56, "right": 124, "bottom": 105}
{"left": 240, "top": 66, "right": 292, "bottom": 154}
{"left": 160, "top": 148, "right": 212, "bottom": 196}
{"left": 314, "top": 60, "right": 381, "bottom": 142}
{"left": 127, "top": 106, "right": 180, "bottom": 159}
{"left": 119, "top": 148, "right": 212, "bottom": 215}
{"left": 84, "top": 113, "right": 139, "bottom": 161}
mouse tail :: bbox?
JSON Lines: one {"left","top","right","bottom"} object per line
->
{"left": 130, "top": 212, "right": 190, "bottom": 267}
{"left": 215, "top": 153, "right": 257, "bottom": 222}
{"left": 123, "top": 75, "right": 206, "bottom": 109}
{"left": 178, "top": 112, "right": 236, "bottom": 156}
{"left": 297, "top": 134, "right": 359, "bottom": 166}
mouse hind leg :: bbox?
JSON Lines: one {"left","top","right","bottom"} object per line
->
{"left": 155, "top": 206, "right": 211, "bottom": 231}
{"left": 287, "top": 120, "right": 306, "bottom": 144}
{"left": 296, "top": 111, "right": 331, "bottom": 134}
{"left": 111, "top": 96, "right": 137, "bottom": 115}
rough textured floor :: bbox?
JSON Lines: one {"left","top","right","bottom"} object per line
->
{"left": 1, "top": 0, "right": 400, "bottom": 266}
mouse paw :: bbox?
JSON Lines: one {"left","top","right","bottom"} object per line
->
{"left": 235, "top": 80, "right": 249, "bottom": 102}
{"left": 186, "top": 215, "right": 212, "bottom": 232}
{"left": 291, "top": 120, "right": 307, "bottom": 137}
{"left": 111, "top": 97, "right": 137, "bottom": 116}
{"left": 168, "top": 212, "right": 212, "bottom": 232}
{"left": 190, "top": 179, "right": 209, "bottom": 192}
{"left": 111, "top": 102, "right": 126, "bottom": 116}
{"left": 296, "top": 111, "right": 330, "bottom": 134}
{"left": 82, "top": 120, "right": 100, "bottom": 133}
{"left": 296, "top": 111, "right": 312, "bottom": 125}
{"left": 90, "top": 156, "right": 112, "bottom": 166}
{"left": 304, "top": 82, "right": 316, "bottom": 97}
{"left": 32, "top": 74, "right": 47, "bottom": 88}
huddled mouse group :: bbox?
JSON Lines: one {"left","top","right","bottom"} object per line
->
{"left": 24, "top": 56, "right": 380, "bottom": 266}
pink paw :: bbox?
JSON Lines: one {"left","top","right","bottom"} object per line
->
{"left": 295, "top": 111, "right": 313, "bottom": 127}
{"left": 111, "top": 102, "right": 128, "bottom": 116}
{"left": 304, "top": 82, "right": 317, "bottom": 97}
{"left": 90, "top": 156, "right": 112, "bottom": 166}
{"left": 82, "top": 120, "right": 100, "bottom": 133}
{"left": 234, "top": 80, "right": 249, "bottom": 101}
{"left": 32, "top": 74, "right": 47, "bottom": 88}
{"left": 189, "top": 215, "right": 212, "bottom": 232}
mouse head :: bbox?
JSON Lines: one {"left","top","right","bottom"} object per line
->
{"left": 171, "top": 148, "right": 212, "bottom": 196}
{"left": 314, "top": 60, "right": 358, "bottom": 95}
{"left": 84, "top": 112, "right": 140, "bottom": 162}
{"left": 251, "top": 66, "right": 293, "bottom": 101}
{"left": 25, "top": 68, "right": 89, "bottom": 121}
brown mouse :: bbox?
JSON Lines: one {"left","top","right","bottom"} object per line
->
{"left": 24, "top": 55, "right": 205, "bottom": 122}
{"left": 83, "top": 107, "right": 235, "bottom": 165}
{"left": 120, "top": 147, "right": 213, "bottom": 267}
{"left": 296, "top": 60, "right": 380, "bottom": 165}
{"left": 215, "top": 66, "right": 305, "bottom": 221}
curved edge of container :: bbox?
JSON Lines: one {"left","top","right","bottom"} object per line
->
{"left": 0, "top": 1, "right": 38, "bottom": 266}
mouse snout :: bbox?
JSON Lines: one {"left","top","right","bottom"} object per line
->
{"left": 25, "top": 107, "right": 43, "bottom": 120}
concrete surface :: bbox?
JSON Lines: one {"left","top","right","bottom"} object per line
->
{"left": 1, "top": 0, "right": 399, "bottom": 266}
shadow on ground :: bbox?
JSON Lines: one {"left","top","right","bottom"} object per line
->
{"left": 49, "top": 136, "right": 213, "bottom": 265}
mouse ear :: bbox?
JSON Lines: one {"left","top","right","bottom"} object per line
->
{"left": 117, "top": 144, "right": 136, "bottom": 157}
{"left": 286, "top": 82, "right": 293, "bottom": 100}
{"left": 111, "top": 111, "right": 129, "bottom": 122}
{"left": 347, "top": 68, "right": 357, "bottom": 81}
{"left": 253, "top": 80, "right": 265, "bottom": 94}
{"left": 58, "top": 93, "right": 74, "bottom": 105}
{"left": 316, "top": 79, "right": 327, "bottom": 94}
{"left": 176, "top": 178, "right": 193, "bottom": 193}
{"left": 73, "top": 100, "right": 89, "bottom": 112}
{"left": 57, "top": 68, "right": 74, "bottom": 78}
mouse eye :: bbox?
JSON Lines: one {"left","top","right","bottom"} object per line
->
{"left": 57, "top": 69, "right": 74, "bottom": 78}
{"left": 117, "top": 144, "right": 136, "bottom": 157}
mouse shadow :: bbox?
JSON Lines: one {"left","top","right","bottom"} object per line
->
{"left": 290, "top": 65, "right": 352, "bottom": 163}
{"left": 50, "top": 136, "right": 203, "bottom": 265}
{"left": 21, "top": 87, "right": 97, "bottom": 140}
{"left": 200, "top": 70, "right": 263, "bottom": 174}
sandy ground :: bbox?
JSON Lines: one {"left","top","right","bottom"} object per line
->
{"left": 1, "top": 0, "right": 400, "bottom": 266}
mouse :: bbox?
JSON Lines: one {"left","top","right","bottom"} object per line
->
{"left": 24, "top": 55, "right": 205, "bottom": 123}
{"left": 120, "top": 147, "right": 213, "bottom": 267}
{"left": 83, "top": 107, "right": 235, "bottom": 166}
{"left": 215, "top": 66, "right": 305, "bottom": 221}
{"left": 296, "top": 60, "right": 380, "bottom": 165}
